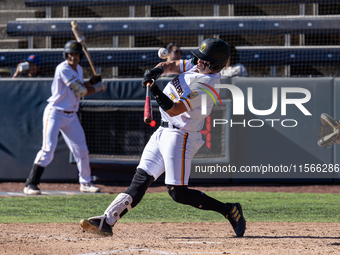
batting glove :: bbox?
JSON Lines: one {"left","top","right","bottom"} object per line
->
{"left": 89, "top": 75, "right": 102, "bottom": 85}
{"left": 92, "top": 81, "right": 107, "bottom": 93}
{"left": 142, "top": 66, "right": 164, "bottom": 89}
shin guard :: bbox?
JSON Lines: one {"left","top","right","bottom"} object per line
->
{"left": 104, "top": 193, "right": 133, "bottom": 225}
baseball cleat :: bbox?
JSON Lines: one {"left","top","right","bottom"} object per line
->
{"left": 80, "top": 217, "right": 113, "bottom": 236}
{"left": 80, "top": 183, "right": 100, "bottom": 193}
{"left": 23, "top": 184, "right": 41, "bottom": 195}
{"left": 227, "top": 203, "right": 246, "bottom": 237}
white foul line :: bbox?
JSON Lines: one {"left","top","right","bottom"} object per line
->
{"left": 77, "top": 248, "right": 251, "bottom": 255}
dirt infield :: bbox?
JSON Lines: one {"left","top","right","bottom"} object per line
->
{"left": 1, "top": 222, "right": 340, "bottom": 255}
{"left": 1, "top": 182, "right": 340, "bottom": 255}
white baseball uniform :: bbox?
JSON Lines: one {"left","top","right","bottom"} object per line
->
{"left": 33, "top": 60, "right": 91, "bottom": 184}
{"left": 137, "top": 59, "right": 221, "bottom": 185}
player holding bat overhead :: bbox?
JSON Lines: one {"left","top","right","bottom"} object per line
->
{"left": 23, "top": 40, "right": 107, "bottom": 195}
{"left": 80, "top": 38, "right": 246, "bottom": 237}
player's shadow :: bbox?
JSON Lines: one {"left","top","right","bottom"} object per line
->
{"left": 0, "top": 142, "right": 15, "bottom": 157}
{"left": 165, "top": 236, "right": 226, "bottom": 240}
{"left": 166, "top": 235, "right": 340, "bottom": 240}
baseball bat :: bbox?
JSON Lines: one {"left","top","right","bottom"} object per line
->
{"left": 71, "top": 20, "right": 97, "bottom": 75}
{"left": 144, "top": 82, "right": 153, "bottom": 124}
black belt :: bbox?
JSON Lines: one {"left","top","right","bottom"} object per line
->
{"left": 63, "top": 111, "right": 74, "bottom": 114}
{"left": 161, "top": 121, "right": 180, "bottom": 129}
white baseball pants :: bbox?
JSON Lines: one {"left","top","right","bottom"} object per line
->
{"left": 137, "top": 127, "right": 204, "bottom": 185}
{"left": 34, "top": 105, "right": 91, "bottom": 184}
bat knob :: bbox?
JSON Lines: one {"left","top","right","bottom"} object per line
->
{"left": 144, "top": 117, "right": 152, "bottom": 124}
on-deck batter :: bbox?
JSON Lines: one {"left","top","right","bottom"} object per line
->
{"left": 23, "top": 40, "right": 107, "bottom": 195}
{"left": 80, "top": 38, "right": 246, "bottom": 237}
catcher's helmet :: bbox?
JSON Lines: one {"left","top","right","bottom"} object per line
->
{"left": 191, "top": 38, "right": 230, "bottom": 72}
{"left": 63, "top": 40, "right": 83, "bottom": 60}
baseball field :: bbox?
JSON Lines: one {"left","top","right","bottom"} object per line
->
{"left": 0, "top": 182, "right": 340, "bottom": 255}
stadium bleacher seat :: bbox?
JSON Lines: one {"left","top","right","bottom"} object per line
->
{"left": 7, "top": 16, "right": 340, "bottom": 37}
{"left": 24, "top": 0, "right": 340, "bottom": 8}
{"left": 3, "top": 0, "right": 339, "bottom": 77}
{"left": 237, "top": 46, "right": 340, "bottom": 66}
{"left": 24, "top": 0, "right": 232, "bottom": 7}
{"left": 1, "top": 46, "right": 339, "bottom": 70}
{"left": 0, "top": 48, "right": 193, "bottom": 68}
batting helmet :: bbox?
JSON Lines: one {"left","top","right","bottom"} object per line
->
{"left": 191, "top": 38, "right": 230, "bottom": 72}
{"left": 63, "top": 40, "right": 83, "bottom": 60}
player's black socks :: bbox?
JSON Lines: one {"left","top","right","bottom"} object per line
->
{"left": 222, "top": 203, "right": 233, "bottom": 216}
{"left": 167, "top": 185, "right": 232, "bottom": 216}
{"left": 25, "top": 164, "right": 45, "bottom": 186}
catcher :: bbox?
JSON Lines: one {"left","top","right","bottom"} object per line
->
{"left": 317, "top": 113, "right": 340, "bottom": 148}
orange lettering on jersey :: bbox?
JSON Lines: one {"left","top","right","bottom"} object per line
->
{"left": 171, "top": 76, "right": 184, "bottom": 96}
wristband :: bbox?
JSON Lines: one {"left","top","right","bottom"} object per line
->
{"left": 151, "top": 84, "right": 174, "bottom": 112}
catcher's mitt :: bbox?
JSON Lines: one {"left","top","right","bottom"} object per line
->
{"left": 317, "top": 113, "right": 340, "bottom": 148}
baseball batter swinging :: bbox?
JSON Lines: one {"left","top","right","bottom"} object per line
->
{"left": 80, "top": 38, "right": 246, "bottom": 237}
{"left": 23, "top": 40, "right": 107, "bottom": 195}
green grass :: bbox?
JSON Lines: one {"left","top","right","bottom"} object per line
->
{"left": 0, "top": 191, "right": 339, "bottom": 223}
